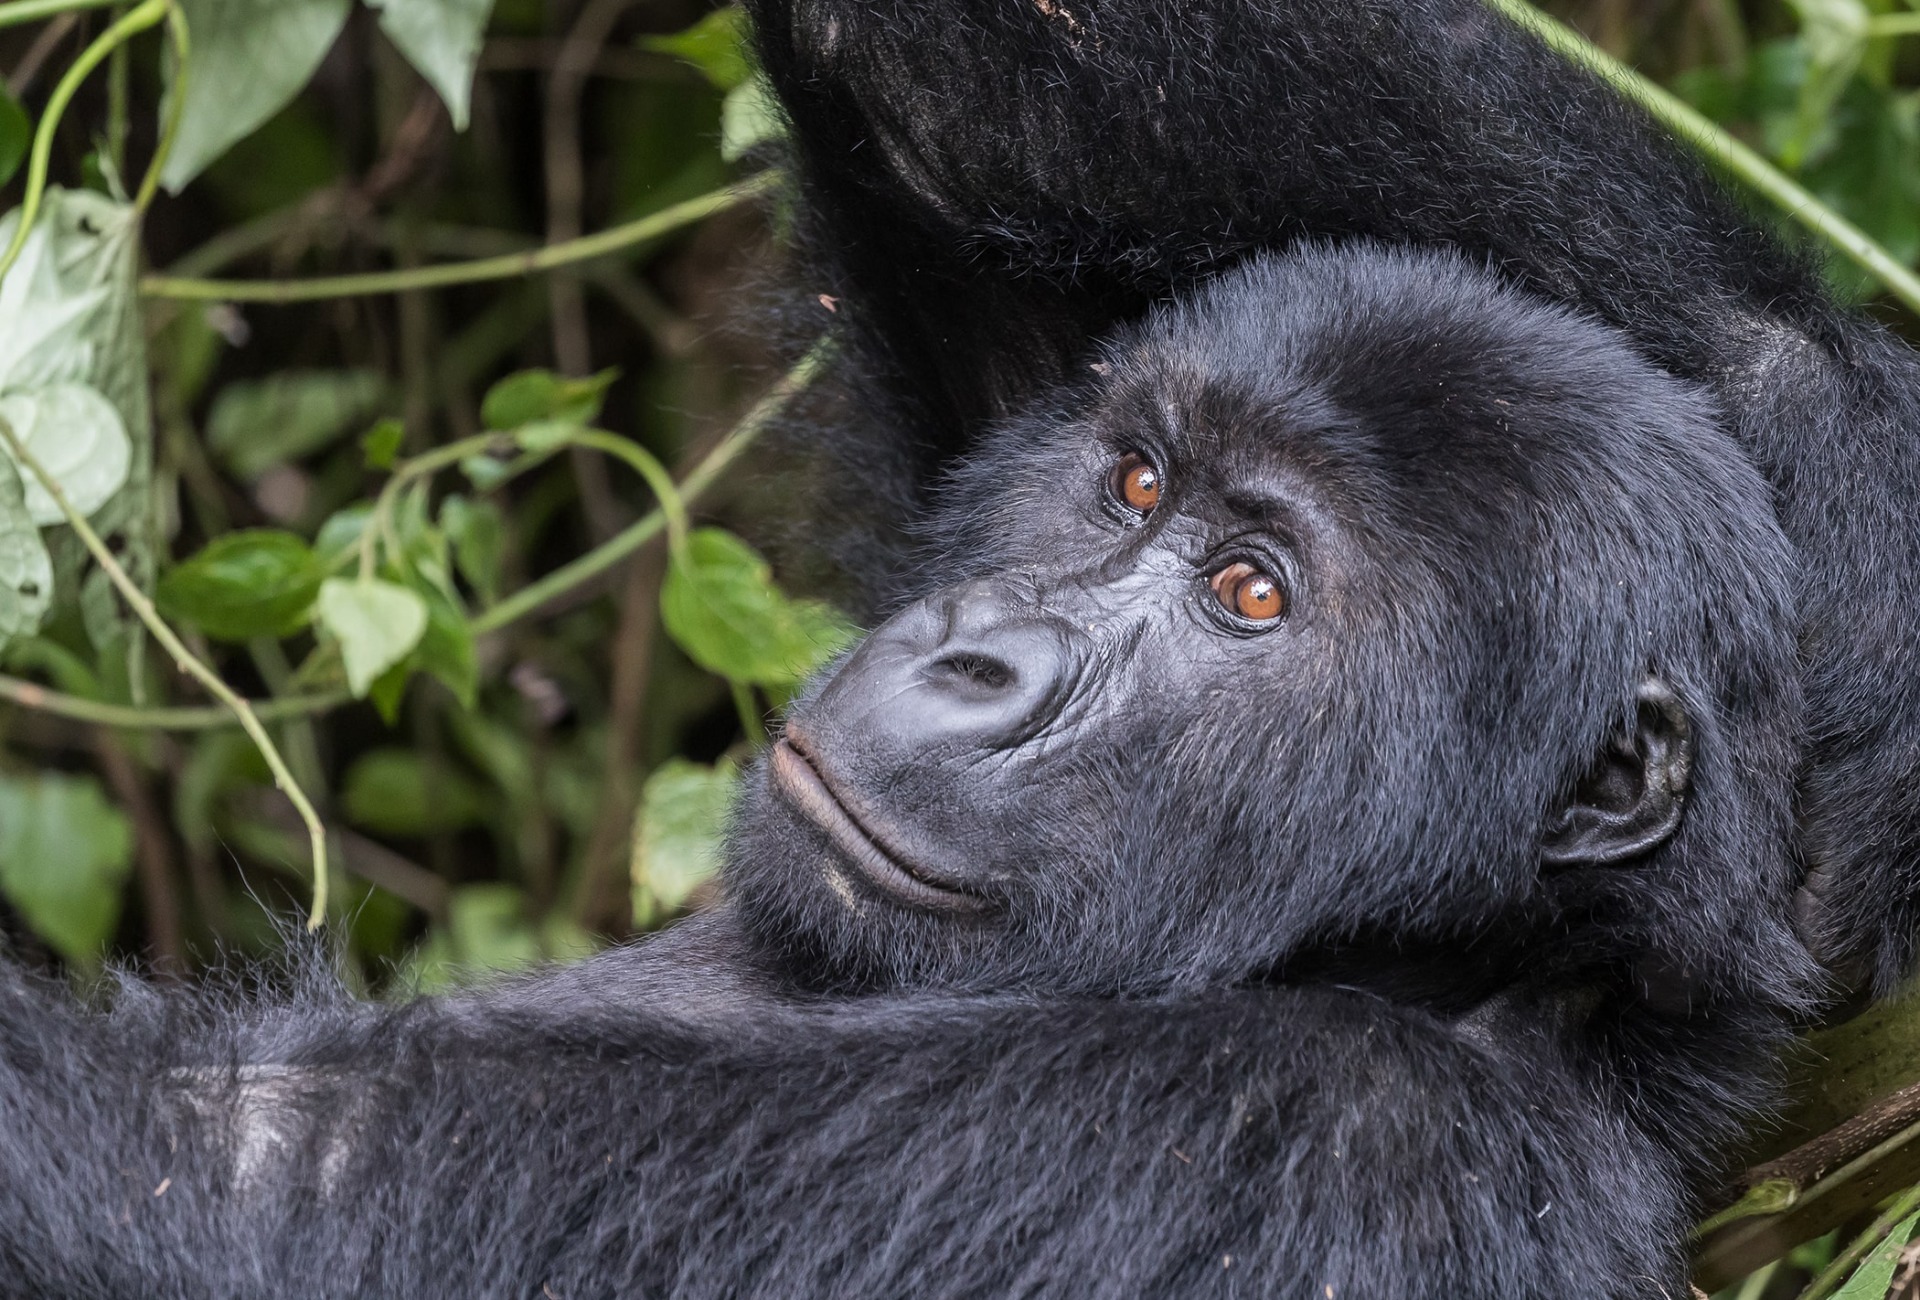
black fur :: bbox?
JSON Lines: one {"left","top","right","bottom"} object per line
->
{"left": 0, "top": 1, "right": 1867, "bottom": 1293}
{"left": 749, "top": 0, "right": 1920, "bottom": 995}
{"left": 0, "top": 246, "right": 1810, "bottom": 1298}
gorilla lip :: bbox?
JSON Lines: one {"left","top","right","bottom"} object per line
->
{"left": 769, "top": 737, "right": 988, "bottom": 914}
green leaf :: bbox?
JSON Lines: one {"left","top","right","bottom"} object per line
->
{"left": 413, "top": 583, "right": 478, "bottom": 706}
{"left": 0, "top": 771, "right": 133, "bottom": 964}
{"left": 361, "top": 417, "right": 405, "bottom": 470}
{"left": 632, "top": 757, "right": 736, "bottom": 922}
{"left": 156, "top": 530, "right": 323, "bottom": 642}
{"left": 0, "top": 86, "right": 29, "bottom": 189}
{"left": 365, "top": 0, "right": 497, "bottom": 131}
{"left": 316, "top": 576, "right": 428, "bottom": 697}
{"left": 660, "top": 527, "right": 859, "bottom": 687}
{"left": 399, "top": 884, "right": 596, "bottom": 993}
{"left": 643, "top": 7, "right": 751, "bottom": 90}
{"left": 0, "top": 383, "right": 132, "bottom": 525}
{"left": 721, "top": 75, "right": 783, "bottom": 163}
{"left": 480, "top": 367, "right": 616, "bottom": 431}
{"left": 459, "top": 454, "right": 512, "bottom": 490}
{"left": 163, "top": 0, "right": 356, "bottom": 193}
{"left": 0, "top": 455, "right": 51, "bottom": 655}
{"left": 207, "top": 369, "right": 388, "bottom": 478}
{"left": 341, "top": 747, "right": 486, "bottom": 836}
{"left": 439, "top": 495, "right": 503, "bottom": 603}
{"left": 1831, "top": 1209, "right": 1920, "bottom": 1298}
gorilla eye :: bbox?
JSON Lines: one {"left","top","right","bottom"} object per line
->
{"left": 1210, "top": 562, "right": 1285, "bottom": 622}
{"left": 1109, "top": 451, "right": 1162, "bottom": 514}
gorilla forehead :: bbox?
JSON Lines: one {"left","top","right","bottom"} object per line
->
{"left": 1104, "top": 244, "right": 1749, "bottom": 553}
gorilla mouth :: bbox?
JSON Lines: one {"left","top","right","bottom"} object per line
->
{"left": 769, "top": 736, "right": 989, "bottom": 914}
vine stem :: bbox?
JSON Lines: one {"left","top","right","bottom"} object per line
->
{"left": 0, "top": 418, "right": 332, "bottom": 929}
{"left": 0, "top": 0, "right": 169, "bottom": 286}
{"left": 1796, "top": 1182, "right": 1920, "bottom": 1300}
{"left": 1485, "top": 0, "right": 1920, "bottom": 317}
{"left": 0, "top": 0, "right": 119, "bottom": 29}
{"left": 470, "top": 337, "right": 834, "bottom": 635}
{"left": 140, "top": 172, "right": 780, "bottom": 303}
{"left": 133, "top": 3, "right": 189, "bottom": 213}
{"left": 0, "top": 340, "right": 834, "bottom": 734}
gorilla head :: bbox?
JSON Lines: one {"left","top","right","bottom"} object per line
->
{"left": 727, "top": 245, "right": 1810, "bottom": 1011}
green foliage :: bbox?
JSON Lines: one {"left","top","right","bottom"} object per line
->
{"left": 156, "top": 529, "right": 324, "bottom": 640}
{"left": 0, "top": 771, "right": 132, "bottom": 964}
{"left": 1827, "top": 1208, "right": 1920, "bottom": 1297}
{"left": 661, "top": 527, "right": 857, "bottom": 688}
{"left": 631, "top": 756, "right": 736, "bottom": 924}
{"left": 317, "top": 576, "right": 428, "bottom": 697}
{"left": 206, "top": 369, "right": 388, "bottom": 478}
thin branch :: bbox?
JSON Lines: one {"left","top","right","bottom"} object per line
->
{"left": 0, "top": 419, "right": 332, "bottom": 929}
{"left": 1485, "top": 0, "right": 1920, "bottom": 317}
{"left": 0, "top": 0, "right": 169, "bottom": 286}
{"left": 471, "top": 337, "right": 832, "bottom": 635}
{"left": 0, "top": 340, "right": 833, "bottom": 734}
{"left": 139, "top": 173, "right": 779, "bottom": 303}
{"left": 0, "top": 0, "right": 119, "bottom": 30}
{"left": 1799, "top": 1182, "right": 1920, "bottom": 1300}
{"left": 0, "top": 675, "right": 346, "bottom": 728}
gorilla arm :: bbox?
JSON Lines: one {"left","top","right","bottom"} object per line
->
{"left": 0, "top": 949, "right": 1685, "bottom": 1299}
{"left": 748, "top": 0, "right": 1920, "bottom": 994}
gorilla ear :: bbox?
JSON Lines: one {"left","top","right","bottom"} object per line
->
{"left": 1540, "top": 679, "right": 1694, "bottom": 867}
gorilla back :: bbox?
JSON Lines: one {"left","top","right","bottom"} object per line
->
{"left": 0, "top": 248, "right": 1810, "bottom": 1299}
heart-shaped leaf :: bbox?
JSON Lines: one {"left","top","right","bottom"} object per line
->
{"left": 0, "top": 383, "right": 133, "bottom": 524}
{"left": 317, "top": 576, "right": 429, "bottom": 697}
{"left": 659, "top": 527, "right": 858, "bottom": 687}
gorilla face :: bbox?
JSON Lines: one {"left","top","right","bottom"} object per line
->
{"left": 725, "top": 246, "right": 1802, "bottom": 1001}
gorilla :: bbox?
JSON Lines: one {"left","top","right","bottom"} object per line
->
{"left": 746, "top": 0, "right": 1920, "bottom": 995}
{"left": 0, "top": 0, "right": 1882, "bottom": 1294}
{"left": 0, "top": 246, "right": 1808, "bottom": 1298}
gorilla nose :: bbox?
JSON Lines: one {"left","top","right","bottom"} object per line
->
{"left": 916, "top": 581, "right": 1071, "bottom": 736}
{"left": 815, "top": 578, "right": 1077, "bottom": 751}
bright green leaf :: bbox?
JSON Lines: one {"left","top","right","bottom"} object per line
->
{"left": 721, "top": 75, "right": 783, "bottom": 163}
{"left": 1831, "top": 1209, "right": 1920, "bottom": 1298}
{"left": 342, "top": 747, "right": 487, "bottom": 837}
{"left": 659, "top": 527, "right": 859, "bottom": 687}
{"left": 163, "top": 0, "right": 355, "bottom": 193}
{"left": 643, "top": 8, "right": 751, "bottom": 90}
{"left": 481, "top": 367, "right": 616, "bottom": 431}
{"left": 365, "top": 0, "right": 497, "bottom": 131}
{"left": 207, "top": 369, "right": 388, "bottom": 478}
{"left": 362, "top": 417, "right": 405, "bottom": 470}
{"left": 632, "top": 757, "right": 737, "bottom": 922}
{"left": 317, "top": 576, "right": 429, "bottom": 697}
{"left": 440, "top": 495, "right": 503, "bottom": 603}
{"left": 0, "top": 771, "right": 133, "bottom": 964}
{"left": 0, "top": 383, "right": 132, "bottom": 525}
{"left": 0, "top": 455, "right": 51, "bottom": 654}
{"left": 156, "top": 530, "right": 323, "bottom": 642}
{"left": 459, "top": 454, "right": 512, "bottom": 490}
{"left": 0, "top": 87, "right": 29, "bottom": 189}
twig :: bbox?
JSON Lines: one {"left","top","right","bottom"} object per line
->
{"left": 471, "top": 338, "right": 832, "bottom": 634}
{"left": 0, "top": 0, "right": 119, "bottom": 30}
{"left": 90, "top": 733, "right": 186, "bottom": 974}
{"left": 139, "top": 174, "right": 779, "bottom": 303}
{"left": 8, "top": 11, "right": 75, "bottom": 95}
{"left": 1485, "top": 0, "right": 1920, "bottom": 317}
{"left": 1799, "top": 1182, "right": 1920, "bottom": 1300}
{"left": 0, "top": 418, "right": 332, "bottom": 929}
{"left": 0, "top": 0, "right": 169, "bottom": 286}
{"left": 0, "top": 675, "right": 345, "bottom": 728}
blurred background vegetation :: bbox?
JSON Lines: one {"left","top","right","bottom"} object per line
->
{"left": 0, "top": 1, "right": 1914, "bottom": 1293}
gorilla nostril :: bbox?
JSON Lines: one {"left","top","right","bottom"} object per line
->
{"left": 932, "top": 652, "right": 1015, "bottom": 691}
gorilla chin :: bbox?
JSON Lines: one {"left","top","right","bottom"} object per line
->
{"left": 767, "top": 732, "right": 990, "bottom": 915}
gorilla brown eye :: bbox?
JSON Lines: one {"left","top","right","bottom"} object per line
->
{"left": 1210, "top": 562, "right": 1285, "bottom": 622}
{"left": 1109, "top": 452, "right": 1162, "bottom": 513}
